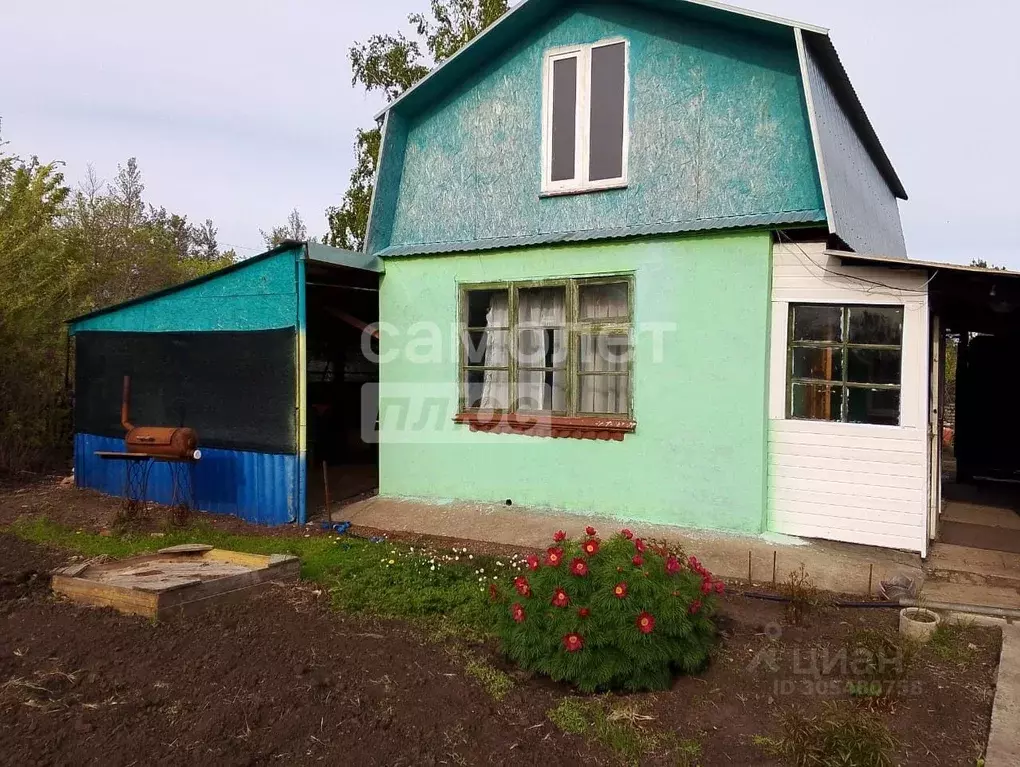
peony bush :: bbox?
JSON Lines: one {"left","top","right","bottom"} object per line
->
{"left": 492, "top": 527, "right": 723, "bottom": 692}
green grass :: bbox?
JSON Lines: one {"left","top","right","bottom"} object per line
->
{"left": 464, "top": 658, "right": 515, "bottom": 701}
{"left": 547, "top": 697, "right": 701, "bottom": 766}
{"left": 9, "top": 516, "right": 502, "bottom": 638}
{"left": 928, "top": 622, "right": 978, "bottom": 665}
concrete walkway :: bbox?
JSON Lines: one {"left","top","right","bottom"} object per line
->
{"left": 985, "top": 624, "right": 1020, "bottom": 767}
{"left": 337, "top": 496, "right": 923, "bottom": 596}
{"left": 924, "top": 543, "right": 1020, "bottom": 610}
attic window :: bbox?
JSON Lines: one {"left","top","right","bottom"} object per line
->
{"left": 542, "top": 39, "right": 628, "bottom": 195}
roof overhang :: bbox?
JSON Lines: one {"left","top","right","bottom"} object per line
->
{"left": 830, "top": 250, "right": 1020, "bottom": 334}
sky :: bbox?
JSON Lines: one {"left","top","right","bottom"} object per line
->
{"left": 1, "top": 0, "right": 1017, "bottom": 265}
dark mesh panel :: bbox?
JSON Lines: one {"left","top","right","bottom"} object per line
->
{"left": 74, "top": 329, "right": 296, "bottom": 454}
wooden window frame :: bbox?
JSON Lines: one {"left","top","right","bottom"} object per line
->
{"left": 786, "top": 303, "right": 904, "bottom": 425}
{"left": 456, "top": 276, "right": 636, "bottom": 440}
{"left": 540, "top": 38, "right": 630, "bottom": 196}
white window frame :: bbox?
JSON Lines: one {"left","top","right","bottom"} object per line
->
{"left": 540, "top": 38, "right": 629, "bottom": 195}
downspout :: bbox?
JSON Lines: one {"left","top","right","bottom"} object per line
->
{"left": 295, "top": 245, "right": 309, "bottom": 524}
{"left": 760, "top": 233, "right": 775, "bottom": 534}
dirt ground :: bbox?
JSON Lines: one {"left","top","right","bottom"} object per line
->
{"left": 0, "top": 479, "right": 1005, "bottom": 765}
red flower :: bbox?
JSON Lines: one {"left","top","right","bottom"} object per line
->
{"left": 666, "top": 556, "right": 681, "bottom": 575}
{"left": 688, "top": 556, "right": 700, "bottom": 569}
{"left": 632, "top": 554, "right": 644, "bottom": 567}
{"left": 512, "top": 602, "right": 526, "bottom": 623}
{"left": 553, "top": 530, "right": 567, "bottom": 543}
{"left": 552, "top": 587, "right": 570, "bottom": 608}
{"left": 636, "top": 611, "right": 656, "bottom": 634}
{"left": 546, "top": 547, "right": 563, "bottom": 567}
{"left": 689, "top": 599, "right": 702, "bottom": 614}
{"left": 701, "top": 580, "right": 712, "bottom": 595}
{"left": 585, "top": 526, "right": 597, "bottom": 536}
{"left": 563, "top": 632, "right": 584, "bottom": 652}
{"left": 715, "top": 580, "right": 725, "bottom": 594}
{"left": 513, "top": 576, "right": 531, "bottom": 597}
{"left": 613, "top": 582, "right": 628, "bottom": 599}
{"left": 620, "top": 528, "right": 634, "bottom": 539}
{"left": 582, "top": 538, "right": 600, "bottom": 556}
{"left": 569, "top": 558, "right": 589, "bottom": 577}
{"left": 526, "top": 554, "right": 540, "bottom": 571}
{"left": 634, "top": 538, "right": 646, "bottom": 553}
{"left": 488, "top": 583, "right": 499, "bottom": 602}
{"left": 578, "top": 607, "right": 590, "bottom": 618}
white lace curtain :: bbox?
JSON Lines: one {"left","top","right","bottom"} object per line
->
{"left": 478, "top": 284, "right": 629, "bottom": 414}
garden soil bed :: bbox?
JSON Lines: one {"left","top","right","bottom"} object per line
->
{"left": 0, "top": 479, "right": 1005, "bottom": 765}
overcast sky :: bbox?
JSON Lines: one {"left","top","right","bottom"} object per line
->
{"left": 2, "top": 0, "right": 1016, "bottom": 264}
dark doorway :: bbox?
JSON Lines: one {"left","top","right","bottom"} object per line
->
{"left": 304, "top": 264, "right": 379, "bottom": 519}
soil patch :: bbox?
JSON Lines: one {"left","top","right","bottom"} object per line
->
{"left": 0, "top": 481, "right": 1004, "bottom": 765}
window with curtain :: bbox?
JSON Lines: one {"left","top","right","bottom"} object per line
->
{"left": 787, "top": 304, "right": 904, "bottom": 425}
{"left": 460, "top": 278, "right": 632, "bottom": 417}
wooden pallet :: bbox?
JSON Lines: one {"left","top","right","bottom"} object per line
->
{"left": 51, "top": 544, "right": 300, "bottom": 620}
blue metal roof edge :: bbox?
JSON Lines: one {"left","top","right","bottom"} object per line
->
{"left": 375, "top": 209, "right": 827, "bottom": 258}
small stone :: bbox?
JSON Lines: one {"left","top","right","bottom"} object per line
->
{"left": 968, "top": 642, "right": 978, "bottom": 651}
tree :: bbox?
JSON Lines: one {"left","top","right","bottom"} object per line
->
{"left": 325, "top": 0, "right": 508, "bottom": 251}
{"left": 0, "top": 125, "right": 234, "bottom": 473}
{"left": 261, "top": 208, "right": 309, "bottom": 248}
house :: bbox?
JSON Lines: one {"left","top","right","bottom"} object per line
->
{"left": 69, "top": 0, "right": 1020, "bottom": 560}
{"left": 365, "top": 0, "right": 1020, "bottom": 558}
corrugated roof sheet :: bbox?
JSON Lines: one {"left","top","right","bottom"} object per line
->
{"left": 377, "top": 209, "right": 827, "bottom": 258}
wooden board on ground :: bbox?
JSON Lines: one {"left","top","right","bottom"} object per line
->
{"left": 51, "top": 546, "right": 300, "bottom": 620}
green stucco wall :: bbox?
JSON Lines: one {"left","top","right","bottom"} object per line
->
{"left": 69, "top": 249, "right": 300, "bottom": 334}
{"left": 372, "top": 5, "right": 822, "bottom": 253}
{"left": 377, "top": 230, "right": 773, "bottom": 533}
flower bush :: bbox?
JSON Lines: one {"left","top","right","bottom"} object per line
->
{"left": 492, "top": 528, "right": 722, "bottom": 692}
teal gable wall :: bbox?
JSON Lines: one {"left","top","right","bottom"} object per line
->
{"left": 372, "top": 4, "right": 824, "bottom": 253}
{"left": 69, "top": 248, "right": 301, "bottom": 334}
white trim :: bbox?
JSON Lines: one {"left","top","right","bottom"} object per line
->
{"left": 540, "top": 38, "right": 629, "bottom": 195}
{"left": 685, "top": 0, "right": 828, "bottom": 35}
{"left": 794, "top": 28, "right": 834, "bottom": 235}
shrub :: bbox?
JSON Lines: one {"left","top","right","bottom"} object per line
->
{"left": 492, "top": 527, "right": 722, "bottom": 692}
{"left": 779, "top": 564, "right": 821, "bottom": 625}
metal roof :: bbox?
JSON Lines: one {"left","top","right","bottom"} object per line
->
{"left": 828, "top": 250, "right": 1020, "bottom": 278}
{"left": 66, "top": 241, "right": 379, "bottom": 326}
{"left": 378, "top": 208, "right": 826, "bottom": 258}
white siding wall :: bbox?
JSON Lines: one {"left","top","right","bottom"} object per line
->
{"left": 768, "top": 242, "right": 930, "bottom": 553}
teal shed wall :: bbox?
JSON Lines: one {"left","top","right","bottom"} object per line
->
{"left": 369, "top": 4, "right": 824, "bottom": 254}
{"left": 69, "top": 248, "right": 301, "bottom": 334}
{"left": 377, "top": 230, "right": 774, "bottom": 533}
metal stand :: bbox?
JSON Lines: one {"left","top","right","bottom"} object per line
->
{"left": 95, "top": 452, "right": 198, "bottom": 524}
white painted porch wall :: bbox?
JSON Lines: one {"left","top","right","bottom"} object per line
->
{"left": 767, "top": 241, "right": 930, "bottom": 553}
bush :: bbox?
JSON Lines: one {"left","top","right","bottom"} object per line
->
{"left": 492, "top": 527, "right": 722, "bottom": 691}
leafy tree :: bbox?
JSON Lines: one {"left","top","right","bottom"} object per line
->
{"left": 261, "top": 208, "right": 310, "bottom": 248}
{"left": 0, "top": 125, "right": 233, "bottom": 474}
{"left": 325, "top": 0, "right": 508, "bottom": 251}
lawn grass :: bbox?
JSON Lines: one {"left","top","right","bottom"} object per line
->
{"left": 547, "top": 697, "right": 701, "bottom": 766}
{"left": 8, "top": 516, "right": 505, "bottom": 638}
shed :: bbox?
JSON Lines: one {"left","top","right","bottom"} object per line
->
{"left": 67, "top": 241, "right": 382, "bottom": 525}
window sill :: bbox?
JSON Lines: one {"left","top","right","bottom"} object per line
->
{"left": 453, "top": 412, "right": 636, "bottom": 441}
{"left": 539, "top": 181, "right": 628, "bottom": 198}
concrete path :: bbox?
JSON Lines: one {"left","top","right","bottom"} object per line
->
{"left": 986, "top": 624, "right": 1020, "bottom": 767}
{"left": 924, "top": 543, "right": 1020, "bottom": 610}
{"left": 337, "top": 496, "right": 923, "bottom": 596}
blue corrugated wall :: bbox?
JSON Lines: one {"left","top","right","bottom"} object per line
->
{"left": 75, "top": 433, "right": 299, "bottom": 525}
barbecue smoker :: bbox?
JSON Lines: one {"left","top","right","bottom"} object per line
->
{"left": 121, "top": 376, "right": 200, "bottom": 459}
